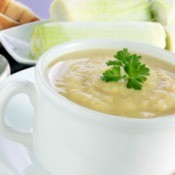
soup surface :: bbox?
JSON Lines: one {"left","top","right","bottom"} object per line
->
{"left": 47, "top": 49, "right": 175, "bottom": 118}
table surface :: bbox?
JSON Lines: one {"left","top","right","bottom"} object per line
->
{"left": 0, "top": 0, "right": 52, "bottom": 74}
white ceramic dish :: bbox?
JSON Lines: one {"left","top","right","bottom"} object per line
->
{"left": 0, "top": 20, "right": 49, "bottom": 65}
{"left": 1, "top": 19, "right": 175, "bottom": 67}
{"left": 1, "top": 39, "right": 175, "bottom": 175}
{"left": 0, "top": 68, "right": 50, "bottom": 175}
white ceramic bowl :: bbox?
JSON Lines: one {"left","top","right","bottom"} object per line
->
{"left": 1, "top": 39, "right": 175, "bottom": 175}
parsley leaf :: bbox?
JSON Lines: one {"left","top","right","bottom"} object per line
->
{"left": 101, "top": 48, "right": 150, "bottom": 90}
{"left": 101, "top": 66, "right": 123, "bottom": 82}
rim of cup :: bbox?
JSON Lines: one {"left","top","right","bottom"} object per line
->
{"left": 36, "top": 39, "right": 175, "bottom": 128}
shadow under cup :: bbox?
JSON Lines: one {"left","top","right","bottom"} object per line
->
{"left": 1, "top": 39, "right": 175, "bottom": 175}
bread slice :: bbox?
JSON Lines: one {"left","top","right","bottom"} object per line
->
{"left": 4, "top": 0, "right": 40, "bottom": 23}
{"left": 0, "top": 13, "right": 19, "bottom": 30}
{"left": 0, "top": 0, "right": 10, "bottom": 13}
{"left": 19, "top": 9, "right": 39, "bottom": 24}
{"left": 4, "top": 0, "right": 27, "bottom": 21}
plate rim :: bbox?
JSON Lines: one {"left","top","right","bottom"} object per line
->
{"left": 0, "top": 19, "right": 49, "bottom": 65}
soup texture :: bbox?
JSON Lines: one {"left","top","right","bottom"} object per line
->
{"left": 47, "top": 49, "right": 175, "bottom": 118}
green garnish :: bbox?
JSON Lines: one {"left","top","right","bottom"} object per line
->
{"left": 101, "top": 48, "right": 150, "bottom": 90}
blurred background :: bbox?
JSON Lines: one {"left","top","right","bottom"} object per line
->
{"left": 0, "top": 0, "right": 53, "bottom": 74}
{"left": 17, "top": 0, "right": 53, "bottom": 19}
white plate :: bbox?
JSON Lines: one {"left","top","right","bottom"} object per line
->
{"left": 0, "top": 20, "right": 49, "bottom": 65}
{"left": 0, "top": 68, "right": 50, "bottom": 175}
{"left": 1, "top": 19, "right": 175, "bottom": 66}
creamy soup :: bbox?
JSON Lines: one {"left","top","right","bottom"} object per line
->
{"left": 47, "top": 49, "right": 175, "bottom": 118}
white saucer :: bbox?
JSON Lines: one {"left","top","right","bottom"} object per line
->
{"left": 0, "top": 68, "right": 50, "bottom": 175}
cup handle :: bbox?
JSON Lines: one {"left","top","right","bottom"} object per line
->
{"left": 0, "top": 80, "right": 37, "bottom": 148}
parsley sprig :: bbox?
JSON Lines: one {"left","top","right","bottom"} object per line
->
{"left": 101, "top": 48, "right": 150, "bottom": 90}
